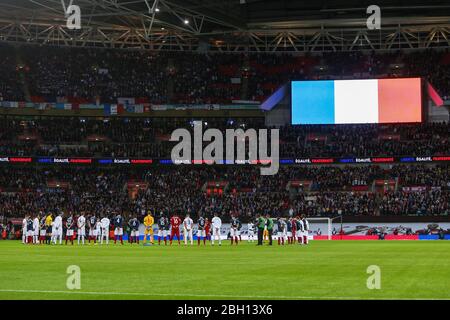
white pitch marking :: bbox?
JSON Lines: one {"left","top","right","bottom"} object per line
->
{"left": 0, "top": 289, "right": 448, "bottom": 300}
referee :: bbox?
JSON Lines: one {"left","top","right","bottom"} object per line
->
{"left": 256, "top": 214, "right": 266, "bottom": 245}
{"left": 265, "top": 214, "right": 274, "bottom": 245}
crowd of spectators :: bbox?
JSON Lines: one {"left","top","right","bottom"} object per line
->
{"left": 379, "top": 190, "right": 448, "bottom": 216}
{"left": 0, "top": 44, "right": 449, "bottom": 103}
{"left": 0, "top": 165, "right": 448, "bottom": 220}
{"left": 0, "top": 117, "right": 448, "bottom": 158}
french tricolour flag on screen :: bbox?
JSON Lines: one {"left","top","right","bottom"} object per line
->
{"left": 291, "top": 78, "right": 422, "bottom": 124}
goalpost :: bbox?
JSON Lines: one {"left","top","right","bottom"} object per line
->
{"left": 307, "top": 216, "right": 342, "bottom": 240}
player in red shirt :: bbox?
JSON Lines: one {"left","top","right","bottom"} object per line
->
{"left": 204, "top": 218, "right": 211, "bottom": 243}
{"left": 290, "top": 217, "right": 297, "bottom": 245}
{"left": 170, "top": 214, "right": 182, "bottom": 245}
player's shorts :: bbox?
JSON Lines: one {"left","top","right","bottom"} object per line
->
{"left": 40, "top": 229, "right": 46, "bottom": 236}
{"left": 101, "top": 228, "right": 108, "bottom": 236}
{"left": 287, "top": 231, "right": 292, "bottom": 237}
{"left": 114, "top": 227, "right": 123, "bottom": 236}
{"left": 183, "top": 228, "right": 192, "bottom": 235}
{"left": 157, "top": 229, "right": 167, "bottom": 237}
{"left": 144, "top": 227, "right": 153, "bottom": 234}
{"left": 89, "top": 228, "right": 95, "bottom": 236}
{"left": 34, "top": 229, "right": 39, "bottom": 236}
{"left": 94, "top": 229, "right": 100, "bottom": 236}
{"left": 78, "top": 228, "right": 86, "bottom": 236}
{"left": 27, "top": 230, "right": 34, "bottom": 237}
{"left": 197, "top": 229, "right": 206, "bottom": 237}
{"left": 66, "top": 229, "right": 74, "bottom": 236}
{"left": 131, "top": 230, "right": 140, "bottom": 237}
{"left": 248, "top": 231, "right": 254, "bottom": 237}
{"left": 277, "top": 232, "right": 285, "bottom": 237}
{"left": 230, "top": 228, "right": 238, "bottom": 237}
{"left": 212, "top": 227, "right": 220, "bottom": 235}
{"left": 53, "top": 228, "right": 62, "bottom": 236}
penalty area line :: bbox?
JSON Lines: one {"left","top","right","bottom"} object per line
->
{"left": 0, "top": 289, "right": 447, "bottom": 300}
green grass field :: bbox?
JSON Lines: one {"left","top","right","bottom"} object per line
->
{"left": 0, "top": 240, "right": 449, "bottom": 300}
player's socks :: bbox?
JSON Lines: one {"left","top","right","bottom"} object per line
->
{"left": 198, "top": 238, "right": 200, "bottom": 245}
{"left": 235, "top": 237, "right": 239, "bottom": 245}
{"left": 230, "top": 237, "right": 233, "bottom": 245}
{"left": 303, "top": 236, "right": 308, "bottom": 245}
{"left": 203, "top": 238, "right": 206, "bottom": 245}
{"left": 120, "top": 236, "right": 123, "bottom": 245}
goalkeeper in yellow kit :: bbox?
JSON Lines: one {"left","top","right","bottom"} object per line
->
{"left": 143, "top": 211, "right": 154, "bottom": 244}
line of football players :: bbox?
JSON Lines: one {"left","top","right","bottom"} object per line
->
{"left": 21, "top": 212, "right": 308, "bottom": 246}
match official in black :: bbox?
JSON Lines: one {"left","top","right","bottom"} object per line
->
{"left": 266, "top": 214, "right": 274, "bottom": 245}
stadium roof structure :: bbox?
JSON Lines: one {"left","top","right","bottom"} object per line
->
{"left": 0, "top": 0, "right": 449, "bottom": 52}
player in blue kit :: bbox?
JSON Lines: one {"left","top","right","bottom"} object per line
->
{"left": 230, "top": 216, "right": 240, "bottom": 245}
{"left": 26, "top": 217, "right": 34, "bottom": 244}
{"left": 157, "top": 214, "right": 168, "bottom": 245}
{"left": 277, "top": 218, "right": 287, "bottom": 245}
{"left": 128, "top": 216, "right": 140, "bottom": 244}
{"left": 88, "top": 214, "right": 97, "bottom": 244}
{"left": 286, "top": 219, "right": 293, "bottom": 244}
{"left": 65, "top": 215, "right": 75, "bottom": 245}
{"left": 197, "top": 216, "right": 206, "bottom": 246}
{"left": 114, "top": 213, "right": 124, "bottom": 245}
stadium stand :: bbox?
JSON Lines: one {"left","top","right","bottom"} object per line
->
{"left": 0, "top": 165, "right": 448, "bottom": 220}
{"left": 0, "top": 117, "right": 448, "bottom": 158}
{"left": 0, "top": 44, "right": 449, "bottom": 103}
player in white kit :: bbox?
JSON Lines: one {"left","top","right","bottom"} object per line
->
{"left": 211, "top": 213, "right": 222, "bottom": 246}
{"left": 22, "top": 216, "right": 28, "bottom": 244}
{"left": 33, "top": 214, "right": 40, "bottom": 244}
{"left": 183, "top": 214, "right": 194, "bottom": 245}
{"left": 301, "top": 215, "right": 309, "bottom": 245}
{"left": 52, "top": 213, "right": 63, "bottom": 245}
{"left": 100, "top": 216, "right": 110, "bottom": 245}
{"left": 247, "top": 222, "right": 255, "bottom": 242}
{"left": 77, "top": 213, "right": 86, "bottom": 245}
{"left": 95, "top": 219, "right": 102, "bottom": 244}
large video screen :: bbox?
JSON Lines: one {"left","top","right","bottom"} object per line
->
{"left": 291, "top": 78, "right": 422, "bottom": 124}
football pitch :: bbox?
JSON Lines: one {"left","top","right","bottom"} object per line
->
{"left": 0, "top": 240, "right": 449, "bottom": 300}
